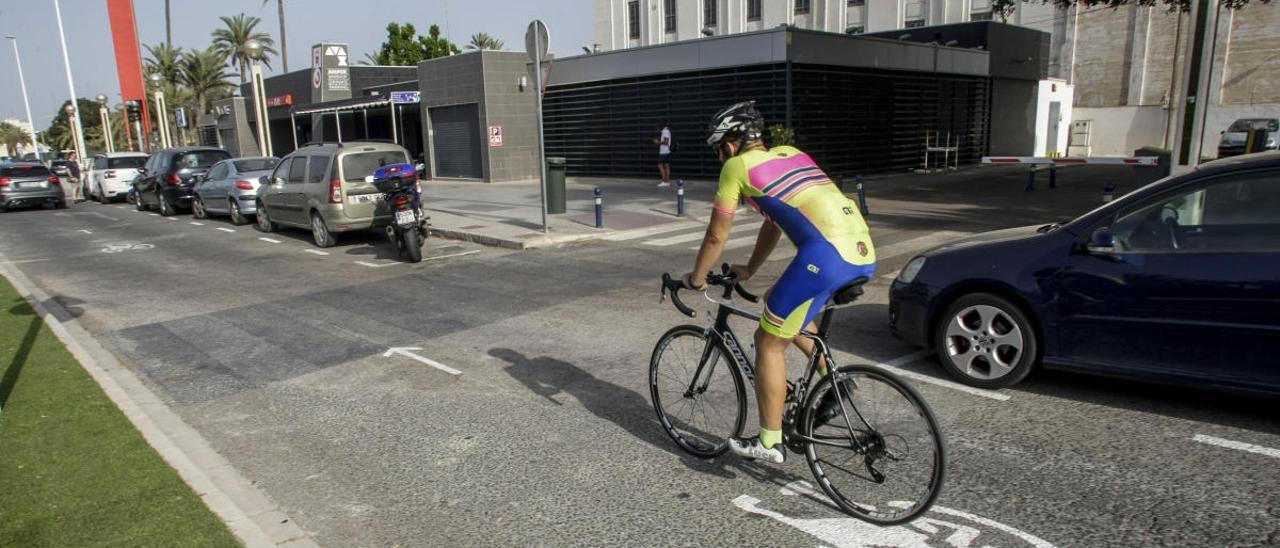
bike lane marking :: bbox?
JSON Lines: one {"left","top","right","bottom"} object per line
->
{"left": 837, "top": 350, "right": 1011, "bottom": 401}
{"left": 189, "top": 222, "right": 205, "bottom": 226}
{"left": 303, "top": 249, "right": 329, "bottom": 256}
{"left": 216, "top": 227, "right": 236, "bottom": 233}
{"left": 258, "top": 237, "right": 282, "bottom": 244}
{"left": 733, "top": 481, "right": 1056, "bottom": 548}
{"left": 1192, "top": 434, "right": 1280, "bottom": 460}
{"left": 383, "top": 347, "right": 462, "bottom": 375}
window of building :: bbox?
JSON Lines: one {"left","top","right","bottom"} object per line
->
{"left": 664, "top": 0, "right": 678, "bottom": 32}
{"left": 795, "top": 0, "right": 811, "bottom": 14}
{"left": 905, "top": 19, "right": 926, "bottom": 28}
{"left": 846, "top": 25, "right": 864, "bottom": 34}
{"left": 970, "top": 0, "right": 992, "bottom": 21}
{"left": 904, "top": 0, "right": 927, "bottom": 28}
{"left": 848, "top": 0, "right": 865, "bottom": 5}
{"left": 747, "top": 0, "right": 762, "bottom": 21}
{"left": 970, "top": 11, "right": 992, "bottom": 21}
{"left": 704, "top": 0, "right": 717, "bottom": 27}
{"left": 628, "top": 0, "right": 640, "bottom": 39}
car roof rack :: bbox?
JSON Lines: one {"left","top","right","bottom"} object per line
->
{"left": 299, "top": 141, "right": 344, "bottom": 148}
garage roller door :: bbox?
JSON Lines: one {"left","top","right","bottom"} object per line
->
{"left": 430, "top": 104, "right": 483, "bottom": 179}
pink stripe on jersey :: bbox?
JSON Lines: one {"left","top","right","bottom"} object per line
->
{"left": 747, "top": 153, "right": 819, "bottom": 192}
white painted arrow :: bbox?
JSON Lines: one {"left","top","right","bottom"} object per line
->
{"left": 382, "top": 347, "right": 461, "bottom": 376}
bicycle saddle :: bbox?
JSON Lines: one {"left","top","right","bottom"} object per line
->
{"left": 832, "top": 277, "right": 869, "bottom": 305}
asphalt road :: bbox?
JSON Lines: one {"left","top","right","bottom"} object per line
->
{"left": 1, "top": 166, "right": 1276, "bottom": 547}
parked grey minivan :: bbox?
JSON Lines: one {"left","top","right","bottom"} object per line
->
{"left": 254, "top": 141, "right": 412, "bottom": 247}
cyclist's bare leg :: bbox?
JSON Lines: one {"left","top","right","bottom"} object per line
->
{"left": 789, "top": 321, "right": 827, "bottom": 374}
{"left": 753, "top": 326, "right": 791, "bottom": 431}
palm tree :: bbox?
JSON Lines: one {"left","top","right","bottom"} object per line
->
{"left": 144, "top": 43, "right": 184, "bottom": 86}
{"left": 465, "top": 32, "right": 504, "bottom": 51}
{"left": 0, "top": 122, "right": 32, "bottom": 155}
{"left": 211, "top": 13, "right": 277, "bottom": 83}
{"left": 262, "top": 0, "right": 288, "bottom": 72}
{"left": 179, "top": 47, "right": 234, "bottom": 116}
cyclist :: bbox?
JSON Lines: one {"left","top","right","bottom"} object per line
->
{"left": 681, "top": 101, "right": 876, "bottom": 464}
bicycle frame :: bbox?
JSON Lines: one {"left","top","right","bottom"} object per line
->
{"left": 683, "top": 283, "right": 879, "bottom": 453}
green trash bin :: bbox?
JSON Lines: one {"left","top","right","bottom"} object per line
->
{"left": 545, "top": 157, "right": 567, "bottom": 214}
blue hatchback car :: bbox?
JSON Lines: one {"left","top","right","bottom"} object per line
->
{"left": 889, "top": 152, "right": 1280, "bottom": 395}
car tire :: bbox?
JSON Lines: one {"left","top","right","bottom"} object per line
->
{"left": 310, "top": 212, "right": 335, "bottom": 248}
{"left": 134, "top": 190, "right": 148, "bottom": 211}
{"left": 157, "top": 191, "right": 175, "bottom": 216}
{"left": 54, "top": 200, "right": 67, "bottom": 210}
{"left": 255, "top": 202, "right": 276, "bottom": 233}
{"left": 228, "top": 200, "right": 248, "bottom": 226}
{"left": 933, "top": 292, "right": 1038, "bottom": 390}
{"left": 192, "top": 195, "right": 208, "bottom": 219}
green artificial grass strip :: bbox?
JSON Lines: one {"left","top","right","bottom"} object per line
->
{"left": 0, "top": 277, "right": 241, "bottom": 548}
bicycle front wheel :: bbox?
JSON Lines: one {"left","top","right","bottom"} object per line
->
{"left": 649, "top": 325, "right": 747, "bottom": 458}
{"left": 801, "top": 365, "right": 946, "bottom": 525}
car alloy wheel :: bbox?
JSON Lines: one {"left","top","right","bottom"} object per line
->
{"left": 229, "top": 200, "right": 247, "bottom": 225}
{"left": 311, "top": 213, "right": 333, "bottom": 248}
{"left": 255, "top": 203, "right": 275, "bottom": 232}
{"left": 934, "top": 293, "right": 1038, "bottom": 389}
{"left": 192, "top": 196, "right": 207, "bottom": 219}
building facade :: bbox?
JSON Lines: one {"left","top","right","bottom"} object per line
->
{"left": 596, "top": 0, "right": 1280, "bottom": 157}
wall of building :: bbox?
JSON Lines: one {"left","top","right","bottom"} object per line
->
{"left": 418, "top": 53, "right": 485, "bottom": 180}
{"left": 1069, "top": 106, "right": 1167, "bottom": 156}
{"left": 1033, "top": 80, "right": 1073, "bottom": 157}
{"left": 990, "top": 78, "right": 1036, "bottom": 156}
{"left": 479, "top": 52, "right": 540, "bottom": 182}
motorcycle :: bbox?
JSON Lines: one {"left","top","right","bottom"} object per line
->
{"left": 368, "top": 163, "right": 429, "bottom": 263}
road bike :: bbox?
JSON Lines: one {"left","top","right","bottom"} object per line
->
{"left": 651, "top": 266, "right": 946, "bottom": 524}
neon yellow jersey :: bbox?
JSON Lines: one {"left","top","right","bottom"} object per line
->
{"left": 713, "top": 146, "right": 875, "bottom": 265}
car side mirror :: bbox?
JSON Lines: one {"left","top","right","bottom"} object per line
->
{"left": 1086, "top": 228, "right": 1116, "bottom": 255}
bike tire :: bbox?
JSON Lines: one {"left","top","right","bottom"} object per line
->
{"left": 402, "top": 228, "right": 423, "bottom": 263}
{"left": 649, "top": 325, "right": 747, "bottom": 458}
{"left": 800, "top": 365, "right": 946, "bottom": 525}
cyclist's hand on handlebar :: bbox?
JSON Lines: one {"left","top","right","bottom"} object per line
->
{"left": 681, "top": 272, "right": 707, "bottom": 291}
{"left": 728, "top": 264, "right": 753, "bottom": 283}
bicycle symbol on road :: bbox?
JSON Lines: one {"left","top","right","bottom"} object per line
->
{"left": 101, "top": 243, "right": 155, "bottom": 254}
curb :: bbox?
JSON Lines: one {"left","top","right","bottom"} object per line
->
{"left": 0, "top": 252, "right": 319, "bottom": 548}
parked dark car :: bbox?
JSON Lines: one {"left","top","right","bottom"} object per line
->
{"left": 133, "top": 147, "right": 232, "bottom": 216}
{"left": 889, "top": 151, "right": 1280, "bottom": 395}
{"left": 0, "top": 162, "right": 65, "bottom": 211}
{"left": 49, "top": 159, "right": 75, "bottom": 177}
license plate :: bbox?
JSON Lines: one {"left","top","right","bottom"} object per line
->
{"left": 395, "top": 210, "right": 416, "bottom": 226}
{"left": 13, "top": 182, "right": 47, "bottom": 190}
{"left": 349, "top": 194, "right": 381, "bottom": 204}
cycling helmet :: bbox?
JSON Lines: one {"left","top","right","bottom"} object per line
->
{"left": 706, "top": 101, "right": 764, "bottom": 152}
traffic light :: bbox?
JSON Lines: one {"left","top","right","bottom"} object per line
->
{"left": 125, "top": 100, "right": 142, "bottom": 123}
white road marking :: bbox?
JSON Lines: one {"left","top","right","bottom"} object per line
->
{"left": 383, "top": 347, "right": 461, "bottom": 376}
{"left": 78, "top": 229, "right": 92, "bottom": 234}
{"left": 355, "top": 260, "right": 400, "bottom": 268}
{"left": 602, "top": 222, "right": 699, "bottom": 241}
{"left": 258, "top": 237, "right": 282, "bottom": 244}
{"left": 303, "top": 249, "right": 329, "bottom": 256}
{"left": 216, "top": 227, "right": 236, "bottom": 233}
{"left": 148, "top": 213, "right": 160, "bottom": 217}
{"left": 1192, "top": 434, "right": 1280, "bottom": 460}
{"left": 836, "top": 350, "right": 1011, "bottom": 401}
{"left": 165, "top": 217, "right": 179, "bottom": 221}
{"left": 189, "top": 222, "right": 205, "bottom": 226}
{"left": 644, "top": 222, "right": 759, "bottom": 247}
{"left": 115, "top": 205, "right": 128, "bottom": 209}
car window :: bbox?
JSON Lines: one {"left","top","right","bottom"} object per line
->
{"left": 1226, "top": 119, "right": 1280, "bottom": 133}
{"left": 270, "top": 157, "right": 290, "bottom": 182}
{"left": 173, "top": 151, "right": 230, "bottom": 169}
{"left": 0, "top": 165, "right": 52, "bottom": 177}
{"left": 207, "top": 163, "right": 228, "bottom": 181}
{"left": 1111, "top": 170, "right": 1280, "bottom": 253}
{"left": 340, "top": 150, "right": 408, "bottom": 182}
{"left": 108, "top": 156, "right": 147, "bottom": 169}
{"left": 93, "top": 156, "right": 106, "bottom": 170}
{"left": 307, "top": 156, "right": 330, "bottom": 184}
{"left": 286, "top": 157, "right": 308, "bottom": 184}
{"left": 234, "top": 158, "right": 279, "bottom": 173}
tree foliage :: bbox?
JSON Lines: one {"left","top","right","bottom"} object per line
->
{"left": 211, "top": 13, "right": 277, "bottom": 83}
{"left": 42, "top": 99, "right": 104, "bottom": 154}
{"left": 0, "top": 123, "right": 32, "bottom": 154}
{"left": 367, "top": 22, "right": 461, "bottom": 66}
{"left": 179, "top": 47, "right": 235, "bottom": 116}
{"left": 466, "top": 32, "right": 504, "bottom": 51}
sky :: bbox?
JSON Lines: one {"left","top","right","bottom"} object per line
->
{"left": 0, "top": 0, "right": 594, "bottom": 128}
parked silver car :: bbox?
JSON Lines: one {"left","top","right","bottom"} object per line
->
{"left": 192, "top": 157, "right": 279, "bottom": 225}
{"left": 87, "top": 152, "right": 149, "bottom": 203}
{"left": 0, "top": 162, "right": 66, "bottom": 211}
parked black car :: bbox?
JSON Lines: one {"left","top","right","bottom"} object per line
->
{"left": 133, "top": 147, "right": 232, "bottom": 216}
{"left": 889, "top": 151, "right": 1280, "bottom": 396}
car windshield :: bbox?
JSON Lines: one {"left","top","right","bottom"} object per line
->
{"left": 1226, "top": 119, "right": 1279, "bottom": 132}
{"left": 0, "top": 165, "right": 52, "bottom": 177}
{"left": 174, "top": 151, "right": 231, "bottom": 169}
{"left": 108, "top": 156, "right": 147, "bottom": 169}
{"left": 341, "top": 151, "right": 409, "bottom": 182}
{"left": 234, "top": 158, "right": 279, "bottom": 172}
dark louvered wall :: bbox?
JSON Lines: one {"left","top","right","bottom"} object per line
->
{"left": 542, "top": 63, "right": 990, "bottom": 179}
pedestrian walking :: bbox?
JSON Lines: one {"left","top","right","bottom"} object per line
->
{"left": 653, "top": 120, "right": 672, "bottom": 188}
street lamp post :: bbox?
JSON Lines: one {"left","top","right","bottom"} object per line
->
{"left": 63, "top": 104, "right": 84, "bottom": 164}
{"left": 52, "top": 0, "right": 87, "bottom": 169}
{"left": 97, "top": 94, "right": 115, "bottom": 153}
{"left": 5, "top": 35, "right": 38, "bottom": 159}
{"left": 246, "top": 40, "right": 273, "bottom": 156}
{"left": 149, "top": 73, "right": 172, "bottom": 149}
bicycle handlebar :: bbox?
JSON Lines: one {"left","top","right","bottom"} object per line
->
{"left": 661, "top": 264, "right": 761, "bottom": 318}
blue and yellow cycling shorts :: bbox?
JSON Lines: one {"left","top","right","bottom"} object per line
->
{"left": 762, "top": 243, "right": 876, "bottom": 338}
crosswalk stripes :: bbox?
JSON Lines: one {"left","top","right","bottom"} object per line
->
{"left": 642, "top": 222, "right": 761, "bottom": 247}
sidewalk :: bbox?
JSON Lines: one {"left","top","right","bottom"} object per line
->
{"left": 424, "top": 177, "right": 720, "bottom": 249}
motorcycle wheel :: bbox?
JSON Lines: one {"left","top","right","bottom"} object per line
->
{"left": 401, "top": 226, "right": 423, "bottom": 263}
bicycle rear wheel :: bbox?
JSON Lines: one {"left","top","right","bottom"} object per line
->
{"left": 800, "top": 365, "right": 946, "bottom": 525}
{"left": 649, "top": 325, "right": 747, "bottom": 458}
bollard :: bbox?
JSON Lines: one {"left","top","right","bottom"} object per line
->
{"left": 855, "top": 176, "right": 869, "bottom": 217}
{"left": 1102, "top": 182, "right": 1116, "bottom": 203}
{"left": 1049, "top": 163, "right": 1057, "bottom": 189}
{"left": 676, "top": 179, "right": 685, "bottom": 217}
{"left": 1025, "top": 165, "right": 1037, "bottom": 191}
{"left": 594, "top": 187, "right": 604, "bottom": 229}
